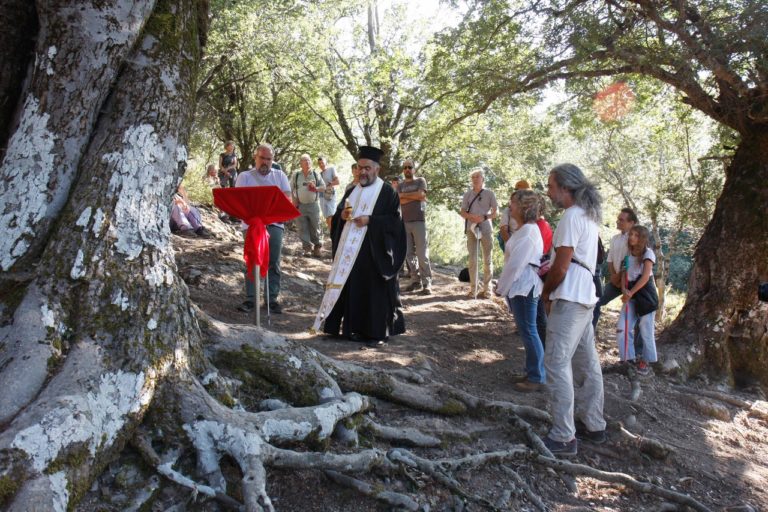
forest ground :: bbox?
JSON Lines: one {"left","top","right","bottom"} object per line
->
{"left": 82, "top": 206, "right": 767, "bottom": 511}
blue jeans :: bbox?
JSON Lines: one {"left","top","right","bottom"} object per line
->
{"left": 616, "top": 302, "right": 658, "bottom": 362}
{"left": 245, "top": 224, "right": 284, "bottom": 304}
{"left": 507, "top": 289, "right": 545, "bottom": 384}
{"left": 536, "top": 297, "right": 547, "bottom": 347}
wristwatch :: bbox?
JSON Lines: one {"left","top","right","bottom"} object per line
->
{"left": 483, "top": 214, "right": 488, "bottom": 221}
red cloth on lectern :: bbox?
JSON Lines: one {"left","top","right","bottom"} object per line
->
{"left": 213, "top": 186, "right": 299, "bottom": 279}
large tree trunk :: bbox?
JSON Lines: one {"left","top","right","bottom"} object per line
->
{"left": 0, "top": 0, "right": 203, "bottom": 508}
{"left": 0, "top": 0, "right": 37, "bottom": 162}
{"left": 660, "top": 130, "right": 768, "bottom": 389}
{"left": 0, "top": 1, "right": 158, "bottom": 271}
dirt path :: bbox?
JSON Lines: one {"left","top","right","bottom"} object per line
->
{"left": 172, "top": 210, "right": 767, "bottom": 511}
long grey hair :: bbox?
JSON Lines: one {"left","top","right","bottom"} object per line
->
{"left": 550, "top": 163, "right": 602, "bottom": 224}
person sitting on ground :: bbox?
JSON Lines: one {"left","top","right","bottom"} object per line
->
{"left": 496, "top": 189, "right": 545, "bottom": 392}
{"left": 170, "top": 184, "right": 212, "bottom": 238}
{"left": 617, "top": 225, "right": 659, "bottom": 376}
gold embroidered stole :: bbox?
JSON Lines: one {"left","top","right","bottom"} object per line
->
{"left": 312, "top": 177, "right": 384, "bottom": 331}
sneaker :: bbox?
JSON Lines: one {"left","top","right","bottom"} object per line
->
{"left": 418, "top": 287, "right": 432, "bottom": 296}
{"left": 312, "top": 246, "right": 322, "bottom": 258}
{"left": 406, "top": 281, "right": 422, "bottom": 292}
{"left": 268, "top": 302, "right": 282, "bottom": 314}
{"left": 513, "top": 381, "right": 543, "bottom": 392}
{"left": 178, "top": 228, "right": 197, "bottom": 238}
{"left": 237, "top": 301, "right": 254, "bottom": 313}
{"left": 636, "top": 360, "right": 651, "bottom": 376}
{"left": 581, "top": 429, "right": 607, "bottom": 444}
{"left": 543, "top": 436, "right": 578, "bottom": 457}
{"left": 574, "top": 420, "right": 607, "bottom": 444}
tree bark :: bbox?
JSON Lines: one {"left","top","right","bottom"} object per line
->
{"left": 0, "top": 0, "right": 203, "bottom": 508}
{"left": 0, "top": 0, "right": 37, "bottom": 162}
{"left": 0, "top": 1, "right": 157, "bottom": 272}
{"left": 660, "top": 130, "right": 768, "bottom": 389}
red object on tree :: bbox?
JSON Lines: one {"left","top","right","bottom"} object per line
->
{"left": 593, "top": 81, "right": 636, "bottom": 122}
{"left": 213, "top": 186, "right": 299, "bottom": 279}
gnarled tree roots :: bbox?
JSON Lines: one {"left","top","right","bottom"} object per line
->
{"left": 116, "top": 317, "right": 712, "bottom": 512}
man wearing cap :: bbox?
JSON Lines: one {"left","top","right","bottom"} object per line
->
{"left": 459, "top": 169, "right": 498, "bottom": 298}
{"left": 398, "top": 158, "right": 433, "bottom": 294}
{"left": 313, "top": 146, "right": 407, "bottom": 346}
{"left": 291, "top": 154, "right": 326, "bottom": 258}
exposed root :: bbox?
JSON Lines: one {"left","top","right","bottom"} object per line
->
{"left": 323, "top": 470, "right": 419, "bottom": 511}
{"left": 615, "top": 424, "right": 674, "bottom": 460}
{"left": 361, "top": 417, "right": 441, "bottom": 447}
{"left": 181, "top": 317, "right": 713, "bottom": 510}
{"left": 671, "top": 384, "right": 768, "bottom": 421}
{"left": 530, "top": 454, "right": 713, "bottom": 512}
{"left": 325, "top": 353, "right": 551, "bottom": 422}
{"left": 506, "top": 412, "right": 577, "bottom": 493}
{"left": 205, "top": 317, "right": 550, "bottom": 423}
{"left": 500, "top": 464, "right": 548, "bottom": 512}
{"left": 132, "top": 430, "right": 243, "bottom": 511}
{"left": 388, "top": 448, "right": 499, "bottom": 509}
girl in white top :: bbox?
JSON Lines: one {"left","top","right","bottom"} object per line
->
{"left": 496, "top": 190, "right": 545, "bottom": 390}
{"left": 617, "top": 225, "right": 658, "bottom": 371}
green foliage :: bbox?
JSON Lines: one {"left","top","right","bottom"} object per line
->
{"left": 426, "top": 207, "right": 467, "bottom": 266}
{"left": 193, "top": 0, "right": 344, "bottom": 174}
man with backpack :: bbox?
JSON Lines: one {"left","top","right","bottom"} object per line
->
{"left": 291, "top": 154, "right": 326, "bottom": 257}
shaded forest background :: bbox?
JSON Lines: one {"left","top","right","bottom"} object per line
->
{"left": 185, "top": 0, "right": 727, "bottom": 321}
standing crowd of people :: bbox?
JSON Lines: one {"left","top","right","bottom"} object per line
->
{"left": 179, "top": 142, "right": 661, "bottom": 457}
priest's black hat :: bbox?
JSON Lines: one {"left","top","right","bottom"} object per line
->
{"left": 357, "top": 145, "right": 384, "bottom": 163}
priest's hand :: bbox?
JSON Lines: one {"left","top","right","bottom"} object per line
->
{"left": 353, "top": 215, "right": 370, "bottom": 227}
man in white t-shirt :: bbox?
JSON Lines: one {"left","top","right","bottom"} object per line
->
{"left": 235, "top": 143, "right": 292, "bottom": 314}
{"left": 592, "top": 208, "right": 638, "bottom": 327}
{"left": 541, "top": 163, "right": 606, "bottom": 456}
{"left": 318, "top": 156, "right": 340, "bottom": 233}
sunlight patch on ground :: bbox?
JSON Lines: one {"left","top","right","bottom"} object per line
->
{"left": 458, "top": 349, "right": 505, "bottom": 364}
{"left": 334, "top": 351, "right": 414, "bottom": 366}
{"left": 440, "top": 322, "right": 498, "bottom": 332}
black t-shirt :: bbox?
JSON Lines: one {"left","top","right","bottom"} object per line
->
{"left": 220, "top": 152, "right": 237, "bottom": 169}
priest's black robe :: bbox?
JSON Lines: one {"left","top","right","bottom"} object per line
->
{"left": 323, "top": 181, "right": 406, "bottom": 341}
